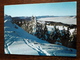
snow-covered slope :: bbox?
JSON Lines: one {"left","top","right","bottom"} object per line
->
{"left": 4, "top": 15, "right": 77, "bottom": 57}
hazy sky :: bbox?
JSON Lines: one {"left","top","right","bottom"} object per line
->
{"left": 4, "top": 1, "right": 77, "bottom": 17}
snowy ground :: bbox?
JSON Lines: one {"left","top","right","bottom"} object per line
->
{"left": 38, "top": 16, "right": 76, "bottom": 25}
{"left": 4, "top": 15, "right": 77, "bottom": 57}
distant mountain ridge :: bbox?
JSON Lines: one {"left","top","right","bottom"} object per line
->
{"left": 36, "top": 15, "right": 76, "bottom": 19}
{"left": 11, "top": 15, "right": 76, "bottom": 19}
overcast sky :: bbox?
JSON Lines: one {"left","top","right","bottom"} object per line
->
{"left": 4, "top": 1, "right": 77, "bottom": 17}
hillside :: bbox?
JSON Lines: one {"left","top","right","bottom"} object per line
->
{"left": 4, "top": 15, "right": 77, "bottom": 57}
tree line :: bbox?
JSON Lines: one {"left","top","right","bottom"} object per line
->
{"left": 35, "top": 22, "right": 76, "bottom": 49}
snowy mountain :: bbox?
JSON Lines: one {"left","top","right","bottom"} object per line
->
{"left": 4, "top": 15, "right": 77, "bottom": 57}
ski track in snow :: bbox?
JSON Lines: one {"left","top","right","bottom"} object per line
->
{"left": 23, "top": 39, "right": 51, "bottom": 56}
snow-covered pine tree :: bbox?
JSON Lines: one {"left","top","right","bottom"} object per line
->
{"left": 43, "top": 24, "right": 49, "bottom": 41}
{"left": 35, "top": 22, "right": 42, "bottom": 38}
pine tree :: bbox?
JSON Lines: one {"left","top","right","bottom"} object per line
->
{"left": 35, "top": 23, "right": 42, "bottom": 38}
{"left": 43, "top": 24, "right": 48, "bottom": 41}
